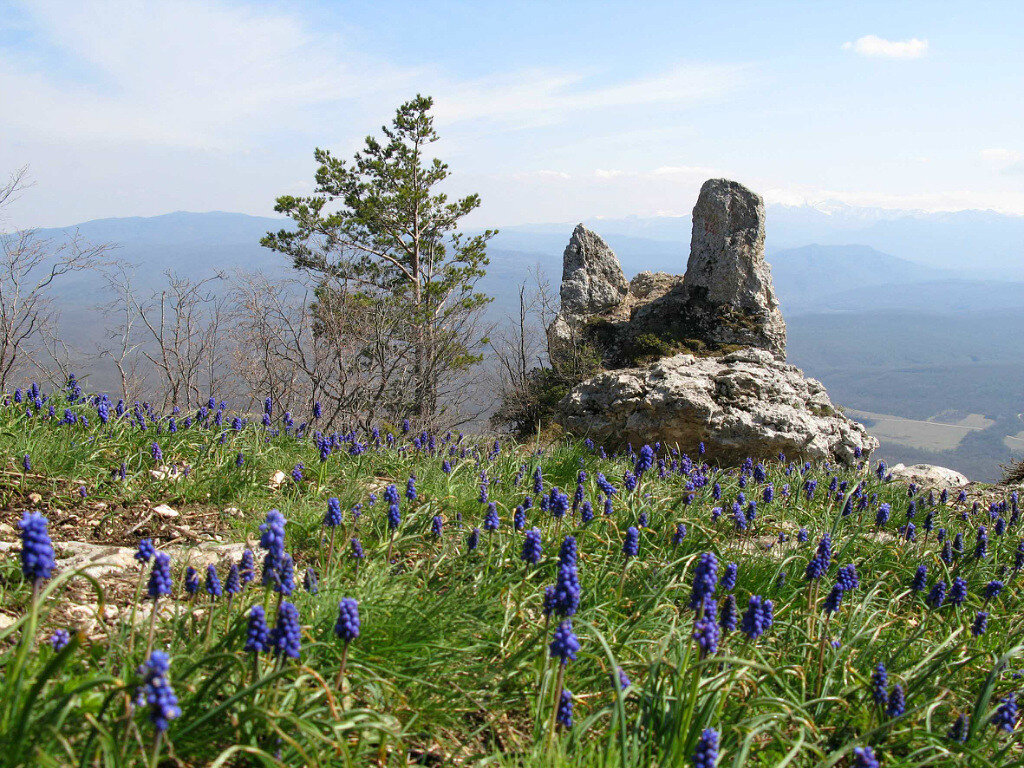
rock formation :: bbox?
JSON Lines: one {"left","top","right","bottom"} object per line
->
{"left": 550, "top": 177, "right": 876, "bottom": 463}
{"left": 678, "top": 178, "right": 786, "bottom": 357}
{"left": 558, "top": 348, "right": 875, "bottom": 464}
{"left": 559, "top": 225, "right": 629, "bottom": 315}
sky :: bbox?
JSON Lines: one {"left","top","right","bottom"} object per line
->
{"left": 1, "top": 0, "right": 1023, "bottom": 229}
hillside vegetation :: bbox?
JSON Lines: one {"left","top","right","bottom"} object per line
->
{"left": 1, "top": 379, "right": 1023, "bottom": 766}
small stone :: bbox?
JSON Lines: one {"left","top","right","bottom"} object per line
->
{"left": 153, "top": 504, "right": 179, "bottom": 519}
{"left": 269, "top": 470, "right": 288, "bottom": 489}
{"left": 28, "top": 492, "right": 42, "bottom": 505}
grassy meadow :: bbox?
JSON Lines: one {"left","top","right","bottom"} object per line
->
{"left": 0, "top": 382, "right": 1022, "bottom": 767}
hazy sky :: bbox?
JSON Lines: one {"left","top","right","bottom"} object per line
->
{"left": 2, "top": 0, "right": 1023, "bottom": 228}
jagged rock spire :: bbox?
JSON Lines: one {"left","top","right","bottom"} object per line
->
{"left": 559, "top": 224, "right": 629, "bottom": 315}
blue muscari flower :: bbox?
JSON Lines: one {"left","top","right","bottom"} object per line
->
{"left": 542, "top": 586, "right": 556, "bottom": 618}
{"left": 741, "top": 595, "right": 772, "bottom": 638}
{"left": 580, "top": 500, "right": 594, "bottom": 525}
{"left": 549, "top": 619, "right": 579, "bottom": 664}
{"left": 135, "top": 651, "right": 181, "bottom": 732}
{"left": 350, "top": 538, "right": 365, "bottom": 559}
{"left": 303, "top": 567, "right": 318, "bottom": 594}
{"left": 559, "top": 535, "right": 577, "bottom": 567}
{"left": 290, "top": 463, "right": 304, "bottom": 483}
{"left": 985, "top": 580, "right": 1004, "bottom": 601}
{"left": 313, "top": 401, "right": 322, "bottom": 420}
{"left": 719, "top": 593, "right": 738, "bottom": 632}
{"left": 334, "top": 598, "right": 360, "bottom": 643}
{"left": 513, "top": 506, "right": 526, "bottom": 531}
{"left": 604, "top": 497, "right": 614, "bottom": 517}
{"left": 638, "top": 511, "right": 649, "bottom": 528}
{"left": 19, "top": 511, "right": 56, "bottom": 584}
{"left": 926, "top": 579, "right": 946, "bottom": 609}
{"left": 595, "top": 472, "right": 617, "bottom": 496}
{"left": 533, "top": 466, "right": 544, "bottom": 495}
{"left": 388, "top": 502, "right": 401, "bottom": 531}
{"left": 733, "top": 502, "right": 747, "bottom": 531}
{"left": 549, "top": 487, "right": 569, "bottom": 519}
{"left": 431, "top": 516, "right": 443, "bottom": 538}
{"left": 467, "top": 527, "right": 480, "bottom": 552}
{"left": 673, "top": 523, "right": 687, "bottom": 545}
{"left": 225, "top": 564, "right": 241, "bottom": 596}
{"left": 406, "top": 475, "right": 417, "bottom": 502}
{"left": 623, "top": 526, "right": 639, "bottom": 558}
{"left": 690, "top": 552, "right": 719, "bottom": 608}
{"left": 275, "top": 553, "right": 295, "bottom": 595}
{"left": 947, "top": 713, "right": 969, "bottom": 743}
{"left": 693, "top": 728, "right": 718, "bottom": 768}
{"left": 852, "top": 746, "right": 880, "bottom": 768}
{"left": 797, "top": 528, "right": 808, "bottom": 543}
{"left": 941, "top": 541, "right": 954, "bottom": 565}
{"left": 484, "top": 503, "right": 499, "bottom": 532}
{"left": 239, "top": 549, "right": 254, "bottom": 585}
{"left": 522, "top": 528, "right": 543, "bottom": 565}
{"left": 911, "top": 564, "right": 927, "bottom": 592}
{"left": 21, "top": 454, "right": 30, "bottom": 473}
{"left": 50, "top": 628, "right": 71, "bottom": 651}
{"left": 623, "top": 471, "right": 637, "bottom": 492}
{"left": 184, "top": 566, "right": 200, "bottom": 595}
{"left": 713, "top": 483, "right": 722, "bottom": 500}
{"left": 148, "top": 552, "right": 172, "bottom": 599}
{"left": 383, "top": 484, "right": 399, "bottom": 505}
{"left": 823, "top": 584, "right": 844, "bottom": 614}
{"left": 949, "top": 577, "right": 967, "bottom": 606}
{"left": 271, "top": 601, "right": 302, "bottom": 658}
{"left": 871, "top": 663, "right": 888, "bottom": 704}
{"left": 992, "top": 693, "right": 1018, "bottom": 733}
{"left": 887, "top": 683, "right": 905, "bottom": 718}
{"left": 205, "top": 564, "right": 222, "bottom": 598}
{"left": 150, "top": 442, "right": 162, "bottom": 463}
{"left": 763, "top": 484, "right": 774, "bottom": 504}
{"left": 553, "top": 563, "right": 581, "bottom": 616}
{"left": 556, "top": 688, "right": 574, "bottom": 729}
{"left": 953, "top": 532, "right": 964, "bottom": 554}
{"left": 693, "top": 600, "right": 720, "bottom": 658}
{"left": 135, "top": 538, "right": 155, "bottom": 564}
{"left": 618, "top": 667, "right": 631, "bottom": 689}
{"left": 635, "top": 444, "right": 655, "bottom": 474}
{"left": 975, "top": 526, "right": 988, "bottom": 559}
{"left": 721, "top": 562, "right": 737, "bottom": 591}
{"left": 1015, "top": 541, "right": 1024, "bottom": 571}
{"left": 324, "top": 497, "right": 343, "bottom": 527}
{"left": 442, "top": 460, "right": 452, "bottom": 473}
{"left": 259, "top": 510, "right": 287, "bottom": 586}
{"left": 875, "top": 504, "right": 890, "bottom": 526}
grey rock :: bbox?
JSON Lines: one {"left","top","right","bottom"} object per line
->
{"left": 682, "top": 178, "right": 786, "bottom": 358}
{"left": 889, "top": 463, "right": 970, "bottom": 488}
{"left": 559, "top": 224, "right": 629, "bottom": 315}
{"left": 557, "top": 348, "right": 876, "bottom": 464}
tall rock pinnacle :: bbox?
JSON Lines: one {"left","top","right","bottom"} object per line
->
{"left": 684, "top": 179, "right": 787, "bottom": 358}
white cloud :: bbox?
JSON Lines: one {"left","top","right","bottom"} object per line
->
{"left": 0, "top": 1, "right": 423, "bottom": 150}
{"left": 431, "top": 64, "right": 748, "bottom": 129}
{"left": 842, "top": 35, "right": 929, "bottom": 59}
{"left": 980, "top": 148, "right": 1024, "bottom": 174}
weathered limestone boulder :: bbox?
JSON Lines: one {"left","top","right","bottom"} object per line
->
{"left": 558, "top": 348, "right": 877, "bottom": 464}
{"left": 889, "top": 463, "right": 970, "bottom": 489}
{"left": 680, "top": 178, "right": 786, "bottom": 358}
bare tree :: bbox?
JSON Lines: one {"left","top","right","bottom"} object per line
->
{"left": 111, "top": 269, "right": 231, "bottom": 410}
{"left": 0, "top": 168, "right": 110, "bottom": 391}
{"left": 230, "top": 270, "right": 420, "bottom": 430}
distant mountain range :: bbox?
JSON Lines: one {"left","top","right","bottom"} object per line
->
{"left": 19, "top": 205, "right": 1024, "bottom": 480}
